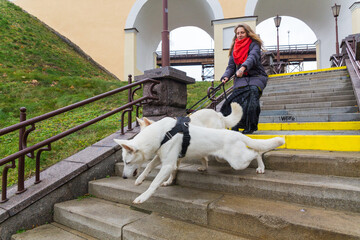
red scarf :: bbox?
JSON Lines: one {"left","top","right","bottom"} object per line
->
{"left": 233, "top": 37, "right": 252, "bottom": 65}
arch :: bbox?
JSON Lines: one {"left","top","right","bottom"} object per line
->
{"left": 245, "top": 0, "right": 258, "bottom": 16}
{"left": 125, "top": 0, "right": 147, "bottom": 29}
{"left": 256, "top": 16, "right": 317, "bottom": 45}
{"left": 125, "top": 0, "right": 224, "bottom": 29}
{"left": 251, "top": 0, "right": 353, "bottom": 69}
{"left": 124, "top": 0, "right": 224, "bottom": 74}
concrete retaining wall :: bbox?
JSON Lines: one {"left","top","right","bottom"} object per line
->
{"left": 0, "top": 126, "right": 139, "bottom": 240}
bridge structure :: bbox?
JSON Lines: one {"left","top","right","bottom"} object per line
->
{"left": 155, "top": 43, "right": 317, "bottom": 80}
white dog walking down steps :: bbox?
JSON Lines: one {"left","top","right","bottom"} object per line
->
{"left": 137, "top": 102, "right": 243, "bottom": 173}
{"left": 114, "top": 107, "right": 285, "bottom": 204}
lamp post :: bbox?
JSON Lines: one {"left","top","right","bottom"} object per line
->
{"left": 162, "top": 0, "right": 170, "bottom": 67}
{"left": 331, "top": 3, "right": 341, "bottom": 56}
{"left": 274, "top": 15, "right": 282, "bottom": 64}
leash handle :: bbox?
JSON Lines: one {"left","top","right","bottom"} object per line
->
{"left": 222, "top": 83, "right": 227, "bottom": 100}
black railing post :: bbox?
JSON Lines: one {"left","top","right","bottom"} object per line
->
{"left": 127, "top": 75, "right": 133, "bottom": 131}
{"left": 16, "top": 107, "right": 27, "bottom": 194}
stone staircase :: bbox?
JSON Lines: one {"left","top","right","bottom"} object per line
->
{"left": 259, "top": 67, "right": 360, "bottom": 123}
{"left": 12, "top": 67, "right": 360, "bottom": 240}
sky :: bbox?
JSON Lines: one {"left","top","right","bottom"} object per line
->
{"left": 157, "top": 16, "right": 318, "bottom": 81}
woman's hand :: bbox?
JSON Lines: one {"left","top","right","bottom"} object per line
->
{"left": 236, "top": 66, "right": 246, "bottom": 77}
{"left": 221, "top": 77, "right": 229, "bottom": 83}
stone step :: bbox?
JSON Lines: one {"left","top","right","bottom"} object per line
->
{"left": 54, "top": 197, "right": 147, "bottom": 240}
{"left": 259, "top": 112, "right": 360, "bottom": 123}
{"left": 53, "top": 197, "right": 243, "bottom": 240}
{"left": 261, "top": 99, "right": 357, "bottom": 111}
{"left": 180, "top": 149, "right": 360, "bottom": 177}
{"left": 89, "top": 177, "right": 360, "bottom": 240}
{"left": 123, "top": 212, "right": 245, "bottom": 240}
{"left": 11, "top": 223, "right": 97, "bottom": 240}
{"left": 267, "top": 72, "right": 349, "bottom": 82}
{"left": 113, "top": 165, "right": 360, "bottom": 213}
{"left": 260, "top": 149, "right": 360, "bottom": 177}
{"left": 268, "top": 68, "right": 348, "bottom": 81}
{"left": 268, "top": 71, "right": 348, "bottom": 82}
{"left": 264, "top": 82, "right": 352, "bottom": 92}
{"left": 269, "top": 76, "right": 350, "bottom": 84}
{"left": 260, "top": 106, "right": 359, "bottom": 116}
{"left": 265, "top": 77, "right": 351, "bottom": 91}
{"left": 260, "top": 89, "right": 354, "bottom": 102}
{"left": 262, "top": 86, "right": 353, "bottom": 97}
{"left": 261, "top": 94, "right": 356, "bottom": 106}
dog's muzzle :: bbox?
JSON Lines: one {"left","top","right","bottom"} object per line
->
{"left": 122, "top": 168, "right": 138, "bottom": 179}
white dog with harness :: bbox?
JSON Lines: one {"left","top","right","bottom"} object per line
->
{"left": 114, "top": 116, "right": 285, "bottom": 204}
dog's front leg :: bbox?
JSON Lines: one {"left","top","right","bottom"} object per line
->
{"left": 197, "top": 156, "right": 209, "bottom": 172}
{"left": 133, "top": 164, "right": 175, "bottom": 204}
{"left": 135, "top": 155, "right": 161, "bottom": 186}
{"left": 255, "top": 152, "right": 265, "bottom": 174}
{"left": 161, "top": 158, "right": 182, "bottom": 187}
{"left": 161, "top": 169, "right": 176, "bottom": 187}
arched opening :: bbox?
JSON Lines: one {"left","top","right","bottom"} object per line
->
{"left": 157, "top": 26, "right": 214, "bottom": 81}
{"left": 257, "top": 16, "right": 317, "bottom": 72}
{"left": 252, "top": 0, "right": 353, "bottom": 69}
{"left": 124, "top": 0, "right": 222, "bottom": 78}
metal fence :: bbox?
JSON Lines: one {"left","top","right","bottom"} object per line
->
{"left": 0, "top": 76, "right": 160, "bottom": 202}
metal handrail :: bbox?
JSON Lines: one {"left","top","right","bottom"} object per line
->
{"left": 156, "top": 49, "right": 214, "bottom": 58}
{"left": 264, "top": 44, "right": 316, "bottom": 52}
{"left": 345, "top": 39, "right": 360, "bottom": 79}
{"left": 0, "top": 77, "right": 160, "bottom": 202}
{"left": 155, "top": 44, "right": 316, "bottom": 58}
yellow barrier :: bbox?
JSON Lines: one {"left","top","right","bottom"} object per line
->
{"left": 248, "top": 134, "right": 360, "bottom": 152}
{"left": 268, "top": 66, "right": 347, "bottom": 78}
{"left": 258, "top": 122, "right": 360, "bottom": 131}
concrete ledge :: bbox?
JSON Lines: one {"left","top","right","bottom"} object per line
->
{"left": 0, "top": 125, "right": 139, "bottom": 240}
{"left": 135, "top": 66, "right": 195, "bottom": 85}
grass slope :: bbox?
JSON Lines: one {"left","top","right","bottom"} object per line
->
{"left": 0, "top": 0, "right": 129, "bottom": 187}
{"left": 0, "top": 0, "right": 215, "bottom": 188}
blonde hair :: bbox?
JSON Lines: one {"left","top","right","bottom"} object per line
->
{"left": 228, "top": 23, "right": 264, "bottom": 56}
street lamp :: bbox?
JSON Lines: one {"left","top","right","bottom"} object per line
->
{"left": 274, "top": 15, "right": 282, "bottom": 64}
{"left": 331, "top": 3, "right": 341, "bottom": 56}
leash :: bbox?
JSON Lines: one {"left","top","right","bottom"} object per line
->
{"left": 186, "top": 76, "right": 234, "bottom": 117}
{"left": 158, "top": 76, "right": 234, "bottom": 157}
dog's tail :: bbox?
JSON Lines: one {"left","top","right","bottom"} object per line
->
{"left": 241, "top": 135, "right": 285, "bottom": 152}
{"left": 223, "top": 102, "right": 243, "bottom": 128}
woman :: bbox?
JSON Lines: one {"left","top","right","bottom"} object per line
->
{"left": 220, "top": 23, "right": 268, "bottom": 134}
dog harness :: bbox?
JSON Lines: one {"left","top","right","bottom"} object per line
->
{"left": 160, "top": 117, "right": 191, "bottom": 158}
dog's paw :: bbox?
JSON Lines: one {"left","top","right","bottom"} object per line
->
{"left": 161, "top": 179, "right": 174, "bottom": 187}
{"left": 161, "top": 182, "right": 171, "bottom": 187}
{"left": 197, "top": 166, "right": 207, "bottom": 172}
{"left": 256, "top": 167, "right": 265, "bottom": 174}
{"left": 134, "top": 178, "right": 144, "bottom": 186}
{"left": 133, "top": 195, "right": 147, "bottom": 204}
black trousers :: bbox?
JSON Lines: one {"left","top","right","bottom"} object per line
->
{"left": 220, "top": 85, "right": 261, "bottom": 132}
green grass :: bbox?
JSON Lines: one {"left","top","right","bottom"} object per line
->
{"left": 0, "top": 0, "right": 218, "bottom": 190}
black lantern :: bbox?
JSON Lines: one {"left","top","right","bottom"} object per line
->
{"left": 332, "top": 3, "right": 341, "bottom": 17}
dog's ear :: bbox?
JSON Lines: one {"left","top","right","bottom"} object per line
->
{"left": 114, "top": 139, "right": 136, "bottom": 153}
{"left": 143, "top": 117, "right": 154, "bottom": 126}
{"left": 121, "top": 144, "right": 136, "bottom": 153}
{"left": 136, "top": 117, "right": 146, "bottom": 130}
